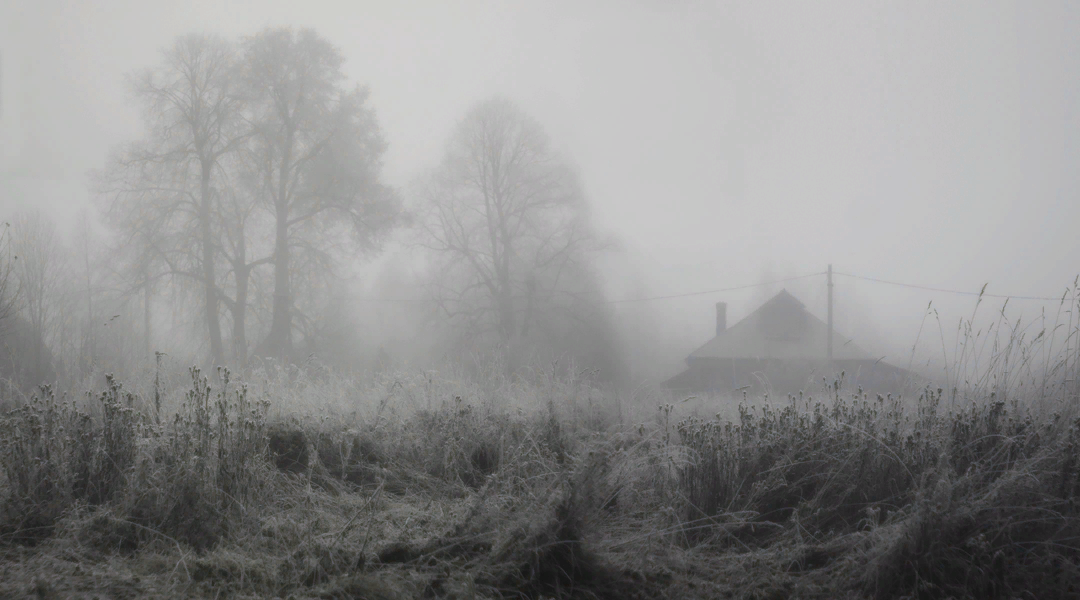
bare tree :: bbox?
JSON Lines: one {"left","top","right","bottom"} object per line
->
{"left": 416, "top": 98, "right": 600, "bottom": 358}
{"left": 243, "top": 27, "right": 400, "bottom": 361}
{"left": 0, "top": 222, "right": 18, "bottom": 331}
{"left": 10, "top": 210, "right": 65, "bottom": 385}
{"left": 66, "top": 209, "right": 104, "bottom": 376}
{"left": 214, "top": 156, "right": 275, "bottom": 367}
{"left": 100, "top": 33, "right": 248, "bottom": 366}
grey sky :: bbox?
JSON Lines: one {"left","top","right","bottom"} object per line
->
{"left": 2, "top": 0, "right": 1078, "bottom": 371}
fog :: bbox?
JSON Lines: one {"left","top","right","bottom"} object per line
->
{"left": 2, "top": 0, "right": 1078, "bottom": 390}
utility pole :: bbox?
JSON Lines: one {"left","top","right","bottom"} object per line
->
{"left": 827, "top": 264, "right": 834, "bottom": 362}
{"left": 144, "top": 275, "right": 152, "bottom": 358}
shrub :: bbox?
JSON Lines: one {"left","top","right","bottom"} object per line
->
{"left": 0, "top": 368, "right": 272, "bottom": 551}
{"left": 0, "top": 378, "right": 144, "bottom": 544}
{"left": 125, "top": 367, "right": 271, "bottom": 550}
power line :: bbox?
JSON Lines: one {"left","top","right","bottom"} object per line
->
{"left": 348, "top": 270, "right": 1069, "bottom": 306}
{"left": 833, "top": 271, "right": 1065, "bottom": 302}
{"left": 353, "top": 296, "right": 422, "bottom": 303}
{"left": 350, "top": 273, "right": 827, "bottom": 305}
{"left": 606, "top": 272, "right": 826, "bottom": 304}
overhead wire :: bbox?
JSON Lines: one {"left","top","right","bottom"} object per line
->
{"left": 604, "top": 272, "right": 826, "bottom": 304}
{"left": 832, "top": 272, "right": 1065, "bottom": 302}
{"left": 350, "top": 272, "right": 825, "bottom": 304}
{"left": 348, "top": 269, "right": 1069, "bottom": 305}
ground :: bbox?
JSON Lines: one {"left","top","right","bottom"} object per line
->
{"left": 2, "top": 372, "right": 1078, "bottom": 599}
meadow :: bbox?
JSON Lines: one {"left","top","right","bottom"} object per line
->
{"left": 1, "top": 337, "right": 1079, "bottom": 599}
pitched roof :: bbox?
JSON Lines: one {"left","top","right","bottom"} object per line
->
{"left": 688, "top": 289, "right": 878, "bottom": 362}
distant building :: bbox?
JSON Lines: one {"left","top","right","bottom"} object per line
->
{"left": 662, "top": 289, "right": 917, "bottom": 397}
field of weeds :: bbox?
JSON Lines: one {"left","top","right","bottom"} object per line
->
{"left": 1, "top": 361, "right": 1079, "bottom": 599}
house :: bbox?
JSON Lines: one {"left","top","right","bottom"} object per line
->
{"left": 662, "top": 289, "right": 917, "bottom": 396}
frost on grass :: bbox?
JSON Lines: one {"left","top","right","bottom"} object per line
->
{"left": 1, "top": 365, "right": 1079, "bottom": 599}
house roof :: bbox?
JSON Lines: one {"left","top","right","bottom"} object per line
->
{"left": 688, "top": 289, "right": 878, "bottom": 362}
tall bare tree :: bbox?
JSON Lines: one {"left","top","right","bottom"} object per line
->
{"left": 214, "top": 160, "right": 275, "bottom": 367}
{"left": 417, "top": 98, "right": 599, "bottom": 356}
{"left": 67, "top": 209, "right": 102, "bottom": 375}
{"left": 243, "top": 27, "right": 399, "bottom": 361}
{"left": 100, "top": 33, "right": 248, "bottom": 366}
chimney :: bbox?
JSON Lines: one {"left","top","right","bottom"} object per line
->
{"left": 715, "top": 302, "right": 727, "bottom": 336}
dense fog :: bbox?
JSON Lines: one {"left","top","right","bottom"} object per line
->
{"left": 1, "top": 1, "right": 1078, "bottom": 395}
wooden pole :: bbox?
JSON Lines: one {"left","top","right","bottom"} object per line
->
{"left": 827, "top": 264, "right": 834, "bottom": 362}
{"left": 144, "top": 267, "right": 152, "bottom": 358}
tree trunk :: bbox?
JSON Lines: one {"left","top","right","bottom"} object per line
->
{"left": 521, "top": 274, "right": 536, "bottom": 338}
{"left": 199, "top": 160, "right": 225, "bottom": 366}
{"left": 264, "top": 201, "right": 291, "bottom": 359}
{"left": 227, "top": 221, "right": 250, "bottom": 368}
{"left": 496, "top": 241, "right": 514, "bottom": 346}
{"left": 232, "top": 263, "right": 249, "bottom": 368}
{"left": 495, "top": 259, "right": 515, "bottom": 377}
{"left": 84, "top": 243, "right": 94, "bottom": 372}
{"left": 259, "top": 131, "right": 294, "bottom": 361}
{"left": 497, "top": 286, "right": 514, "bottom": 345}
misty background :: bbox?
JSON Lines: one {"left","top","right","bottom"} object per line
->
{"left": 1, "top": 0, "right": 1078, "bottom": 391}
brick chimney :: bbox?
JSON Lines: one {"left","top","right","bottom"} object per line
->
{"left": 715, "top": 302, "right": 727, "bottom": 336}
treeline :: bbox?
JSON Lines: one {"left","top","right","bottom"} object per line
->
{"left": 0, "top": 208, "right": 143, "bottom": 393}
{"left": 0, "top": 27, "right": 625, "bottom": 393}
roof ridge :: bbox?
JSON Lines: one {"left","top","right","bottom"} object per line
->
{"left": 685, "top": 288, "right": 875, "bottom": 362}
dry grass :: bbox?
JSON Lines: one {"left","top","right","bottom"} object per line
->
{"left": 2, "top": 311, "right": 1080, "bottom": 599}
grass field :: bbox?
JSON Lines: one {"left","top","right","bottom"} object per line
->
{"left": 1, "top": 356, "right": 1079, "bottom": 599}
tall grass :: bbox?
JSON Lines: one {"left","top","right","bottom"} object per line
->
{"left": 0, "top": 368, "right": 271, "bottom": 550}
{"left": 913, "top": 280, "right": 1080, "bottom": 410}
{"left": 0, "top": 377, "right": 143, "bottom": 543}
{"left": 0, "top": 292, "right": 1079, "bottom": 598}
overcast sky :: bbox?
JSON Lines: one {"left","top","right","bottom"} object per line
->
{"left": 2, "top": 0, "right": 1078, "bottom": 371}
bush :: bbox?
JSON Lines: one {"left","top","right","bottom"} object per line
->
{"left": 0, "top": 378, "right": 143, "bottom": 544}
{"left": 0, "top": 367, "right": 272, "bottom": 551}
{"left": 126, "top": 368, "right": 272, "bottom": 550}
